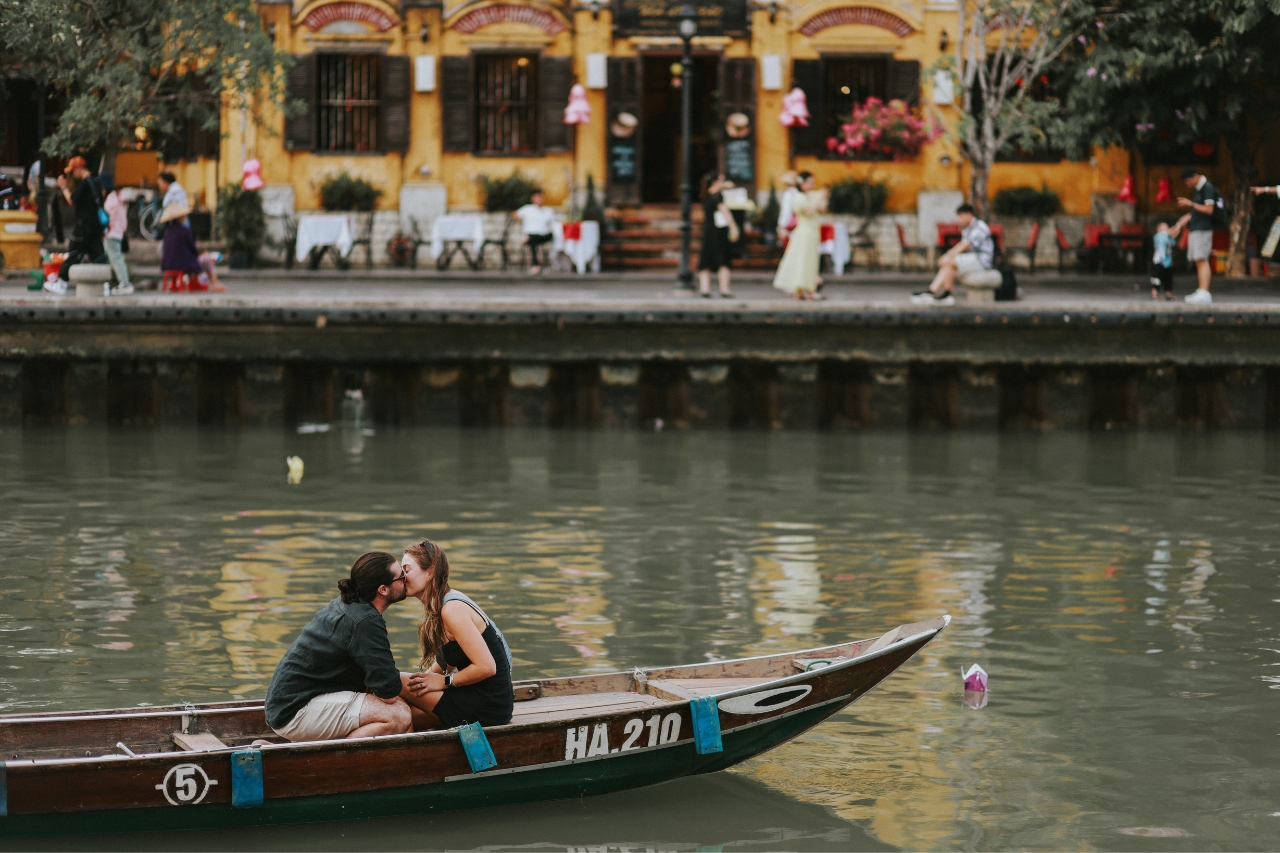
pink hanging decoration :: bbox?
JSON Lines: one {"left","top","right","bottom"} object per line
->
{"left": 779, "top": 87, "right": 810, "bottom": 128}
{"left": 1117, "top": 175, "right": 1137, "bottom": 203}
{"left": 1155, "top": 177, "right": 1173, "bottom": 204}
{"left": 563, "top": 84, "right": 592, "bottom": 125}
{"left": 241, "top": 158, "right": 264, "bottom": 191}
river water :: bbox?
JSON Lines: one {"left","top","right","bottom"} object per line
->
{"left": 2, "top": 427, "right": 1278, "bottom": 852}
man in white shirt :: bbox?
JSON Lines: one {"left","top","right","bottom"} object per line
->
{"left": 912, "top": 203, "right": 995, "bottom": 305}
{"left": 514, "top": 190, "right": 556, "bottom": 274}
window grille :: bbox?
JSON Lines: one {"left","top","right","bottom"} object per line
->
{"left": 317, "top": 54, "right": 381, "bottom": 153}
{"left": 476, "top": 55, "right": 539, "bottom": 154}
{"left": 824, "top": 59, "right": 887, "bottom": 138}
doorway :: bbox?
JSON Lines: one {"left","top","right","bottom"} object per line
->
{"left": 641, "top": 54, "right": 718, "bottom": 204}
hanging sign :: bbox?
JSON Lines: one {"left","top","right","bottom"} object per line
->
{"left": 612, "top": 0, "right": 748, "bottom": 37}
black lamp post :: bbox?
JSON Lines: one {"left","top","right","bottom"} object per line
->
{"left": 675, "top": 2, "right": 698, "bottom": 289}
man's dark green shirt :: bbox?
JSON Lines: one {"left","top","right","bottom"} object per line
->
{"left": 264, "top": 597, "right": 402, "bottom": 730}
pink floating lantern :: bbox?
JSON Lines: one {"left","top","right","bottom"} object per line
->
{"left": 563, "top": 84, "right": 592, "bottom": 125}
{"left": 779, "top": 87, "right": 810, "bottom": 128}
{"left": 241, "top": 159, "right": 264, "bottom": 191}
{"left": 961, "top": 663, "right": 988, "bottom": 692}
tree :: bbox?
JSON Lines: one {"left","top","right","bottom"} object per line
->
{"left": 943, "top": 0, "right": 1091, "bottom": 219}
{"left": 0, "top": 0, "right": 289, "bottom": 174}
{"left": 1054, "top": 0, "right": 1280, "bottom": 276}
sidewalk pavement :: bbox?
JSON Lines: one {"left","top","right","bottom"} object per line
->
{"left": 3, "top": 266, "right": 1278, "bottom": 308}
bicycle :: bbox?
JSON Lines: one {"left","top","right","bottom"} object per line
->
{"left": 129, "top": 192, "right": 163, "bottom": 241}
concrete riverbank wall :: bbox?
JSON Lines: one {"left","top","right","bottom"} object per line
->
{"left": 3, "top": 299, "right": 1280, "bottom": 430}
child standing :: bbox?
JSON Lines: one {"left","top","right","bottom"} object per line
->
{"left": 1151, "top": 218, "right": 1186, "bottom": 301}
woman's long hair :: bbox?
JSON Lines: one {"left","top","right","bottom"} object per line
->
{"left": 405, "top": 538, "right": 451, "bottom": 668}
{"left": 337, "top": 551, "right": 397, "bottom": 604}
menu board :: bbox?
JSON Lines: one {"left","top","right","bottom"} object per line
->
{"left": 725, "top": 138, "right": 753, "bottom": 184}
{"left": 613, "top": 0, "right": 748, "bottom": 37}
{"left": 609, "top": 141, "right": 638, "bottom": 183}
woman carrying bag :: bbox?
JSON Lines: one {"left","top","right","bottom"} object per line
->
{"left": 697, "top": 172, "right": 738, "bottom": 299}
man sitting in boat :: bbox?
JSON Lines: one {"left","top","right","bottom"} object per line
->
{"left": 399, "top": 539, "right": 514, "bottom": 729}
{"left": 264, "top": 552, "right": 414, "bottom": 741}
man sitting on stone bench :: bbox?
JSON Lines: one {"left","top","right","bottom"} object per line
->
{"left": 912, "top": 203, "right": 995, "bottom": 306}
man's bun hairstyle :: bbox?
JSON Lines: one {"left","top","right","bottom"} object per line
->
{"left": 337, "top": 551, "right": 397, "bottom": 603}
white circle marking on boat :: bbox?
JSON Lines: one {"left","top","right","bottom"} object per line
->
{"left": 717, "top": 685, "right": 813, "bottom": 716}
{"left": 155, "top": 763, "right": 218, "bottom": 805}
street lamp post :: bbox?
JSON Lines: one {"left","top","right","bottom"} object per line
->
{"left": 675, "top": 3, "right": 698, "bottom": 290}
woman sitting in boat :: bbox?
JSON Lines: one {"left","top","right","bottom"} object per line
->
{"left": 399, "top": 538, "right": 514, "bottom": 729}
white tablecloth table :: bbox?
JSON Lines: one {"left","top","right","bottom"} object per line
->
{"left": 430, "top": 214, "right": 486, "bottom": 269}
{"left": 552, "top": 220, "right": 601, "bottom": 274}
{"left": 819, "top": 221, "right": 850, "bottom": 274}
{"left": 295, "top": 214, "right": 355, "bottom": 264}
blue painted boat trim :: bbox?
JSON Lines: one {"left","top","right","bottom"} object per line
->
{"left": 230, "top": 750, "right": 263, "bottom": 809}
{"left": 457, "top": 723, "right": 498, "bottom": 773}
{"left": 690, "top": 696, "right": 723, "bottom": 755}
{"left": 1, "top": 759, "right": 7, "bottom": 818}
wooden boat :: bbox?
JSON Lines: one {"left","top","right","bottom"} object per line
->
{"left": 0, "top": 615, "right": 948, "bottom": 838}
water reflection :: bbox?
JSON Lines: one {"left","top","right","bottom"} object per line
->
{"left": 1, "top": 428, "right": 1278, "bottom": 850}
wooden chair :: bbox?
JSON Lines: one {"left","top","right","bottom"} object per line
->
{"left": 1081, "top": 223, "right": 1112, "bottom": 273}
{"left": 896, "top": 223, "right": 930, "bottom": 271}
{"left": 478, "top": 214, "right": 517, "bottom": 271}
{"left": 1055, "top": 225, "right": 1073, "bottom": 273}
{"left": 1003, "top": 221, "right": 1041, "bottom": 274}
{"left": 406, "top": 217, "right": 429, "bottom": 270}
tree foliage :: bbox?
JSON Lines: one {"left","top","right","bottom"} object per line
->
{"left": 0, "top": 0, "right": 289, "bottom": 165}
{"left": 1054, "top": 0, "right": 1280, "bottom": 275}
{"left": 942, "top": 0, "right": 1089, "bottom": 218}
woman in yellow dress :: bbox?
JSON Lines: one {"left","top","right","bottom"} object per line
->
{"left": 772, "top": 172, "right": 827, "bottom": 300}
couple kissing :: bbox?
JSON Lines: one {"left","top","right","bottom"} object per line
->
{"left": 264, "top": 539, "right": 514, "bottom": 742}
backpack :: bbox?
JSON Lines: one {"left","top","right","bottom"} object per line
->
{"left": 995, "top": 262, "right": 1018, "bottom": 301}
{"left": 89, "top": 177, "right": 109, "bottom": 230}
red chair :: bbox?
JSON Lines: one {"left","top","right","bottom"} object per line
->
{"left": 897, "top": 222, "right": 930, "bottom": 271}
{"left": 988, "top": 222, "right": 1006, "bottom": 251}
{"left": 1004, "top": 221, "right": 1041, "bottom": 274}
{"left": 937, "top": 222, "right": 961, "bottom": 250}
{"left": 1055, "top": 225, "right": 1072, "bottom": 273}
{"left": 162, "top": 271, "right": 193, "bottom": 292}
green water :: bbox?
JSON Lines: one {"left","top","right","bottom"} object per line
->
{"left": 2, "top": 428, "right": 1279, "bottom": 852}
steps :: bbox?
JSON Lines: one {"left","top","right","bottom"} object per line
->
{"left": 602, "top": 206, "right": 783, "bottom": 272}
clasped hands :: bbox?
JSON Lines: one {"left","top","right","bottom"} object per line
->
{"left": 405, "top": 670, "right": 450, "bottom": 696}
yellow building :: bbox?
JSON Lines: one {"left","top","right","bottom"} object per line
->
{"left": 178, "top": 0, "right": 1129, "bottom": 251}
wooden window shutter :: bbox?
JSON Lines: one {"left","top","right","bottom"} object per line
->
{"left": 284, "top": 54, "right": 315, "bottom": 151}
{"left": 605, "top": 56, "right": 641, "bottom": 206}
{"left": 539, "top": 56, "right": 574, "bottom": 153}
{"left": 381, "top": 55, "right": 411, "bottom": 153}
{"left": 887, "top": 60, "right": 920, "bottom": 107}
{"left": 790, "top": 59, "right": 823, "bottom": 157}
{"left": 441, "top": 55, "right": 475, "bottom": 153}
{"left": 719, "top": 57, "right": 756, "bottom": 192}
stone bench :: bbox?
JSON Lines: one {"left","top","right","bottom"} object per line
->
{"left": 68, "top": 263, "right": 115, "bottom": 298}
{"left": 960, "top": 268, "right": 1004, "bottom": 303}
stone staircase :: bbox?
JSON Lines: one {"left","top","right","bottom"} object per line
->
{"left": 601, "top": 205, "right": 783, "bottom": 272}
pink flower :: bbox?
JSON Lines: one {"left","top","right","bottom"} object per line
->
{"left": 826, "top": 136, "right": 839, "bottom": 152}
{"left": 1086, "top": 67, "right": 1097, "bottom": 76}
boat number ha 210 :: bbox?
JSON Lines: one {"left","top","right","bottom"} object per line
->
{"left": 565, "top": 712, "right": 681, "bottom": 760}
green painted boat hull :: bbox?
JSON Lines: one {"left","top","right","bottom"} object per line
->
{"left": 0, "top": 701, "right": 838, "bottom": 838}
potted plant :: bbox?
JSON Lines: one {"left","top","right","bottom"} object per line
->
{"left": 581, "top": 174, "right": 604, "bottom": 225}
{"left": 215, "top": 184, "right": 266, "bottom": 269}
{"left": 319, "top": 173, "right": 383, "bottom": 212}
{"left": 476, "top": 170, "right": 539, "bottom": 213}
{"left": 759, "top": 183, "right": 780, "bottom": 246}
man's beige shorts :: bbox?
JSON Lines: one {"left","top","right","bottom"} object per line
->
{"left": 272, "top": 691, "right": 365, "bottom": 742}
{"left": 955, "top": 253, "right": 988, "bottom": 276}
{"left": 1187, "top": 230, "right": 1213, "bottom": 262}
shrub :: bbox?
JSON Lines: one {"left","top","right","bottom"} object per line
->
{"left": 477, "top": 170, "right": 539, "bottom": 213}
{"left": 215, "top": 184, "right": 266, "bottom": 258}
{"left": 827, "top": 178, "right": 889, "bottom": 216}
{"left": 992, "top": 186, "right": 1062, "bottom": 219}
{"left": 319, "top": 173, "right": 382, "bottom": 211}
{"left": 581, "top": 174, "right": 604, "bottom": 224}
{"left": 759, "top": 183, "right": 780, "bottom": 232}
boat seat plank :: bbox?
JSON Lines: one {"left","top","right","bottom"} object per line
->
{"left": 655, "top": 677, "right": 772, "bottom": 698}
{"left": 172, "top": 732, "right": 229, "bottom": 752}
{"left": 509, "top": 692, "right": 667, "bottom": 725}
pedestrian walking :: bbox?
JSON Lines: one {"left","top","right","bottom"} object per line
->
{"left": 772, "top": 172, "right": 826, "bottom": 301}
{"left": 100, "top": 175, "right": 134, "bottom": 295}
{"left": 46, "top": 156, "right": 104, "bottom": 295}
{"left": 912, "top": 203, "right": 994, "bottom": 305}
{"left": 1178, "top": 166, "right": 1224, "bottom": 304}
{"left": 698, "top": 172, "right": 738, "bottom": 298}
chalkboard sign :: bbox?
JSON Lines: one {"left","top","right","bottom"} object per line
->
{"left": 1263, "top": 216, "right": 1280, "bottom": 259}
{"left": 613, "top": 0, "right": 748, "bottom": 37}
{"left": 609, "top": 141, "right": 637, "bottom": 183}
{"left": 725, "top": 138, "right": 753, "bottom": 184}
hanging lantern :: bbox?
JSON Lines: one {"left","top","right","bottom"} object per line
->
{"left": 1154, "top": 177, "right": 1173, "bottom": 204}
{"left": 1116, "top": 175, "right": 1136, "bottom": 203}
{"left": 563, "top": 84, "right": 592, "bottom": 125}
{"left": 241, "top": 159, "right": 264, "bottom": 191}
{"left": 779, "top": 87, "right": 810, "bottom": 128}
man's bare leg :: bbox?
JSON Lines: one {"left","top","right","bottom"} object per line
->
{"left": 929, "top": 260, "right": 958, "bottom": 295}
{"left": 347, "top": 693, "right": 412, "bottom": 739}
{"left": 1197, "top": 258, "right": 1212, "bottom": 291}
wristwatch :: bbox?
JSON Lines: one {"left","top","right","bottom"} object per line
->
{"left": 444, "top": 672, "right": 454, "bottom": 689}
